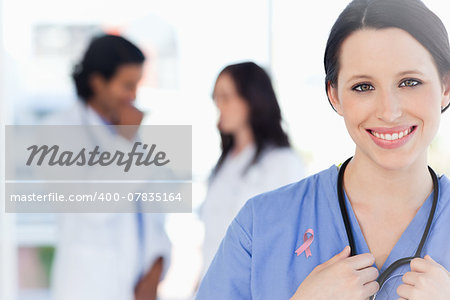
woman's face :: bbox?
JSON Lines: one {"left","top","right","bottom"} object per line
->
{"left": 213, "top": 73, "right": 250, "bottom": 134}
{"left": 328, "top": 28, "right": 450, "bottom": 170}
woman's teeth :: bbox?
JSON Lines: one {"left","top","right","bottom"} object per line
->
{"left": 370, "top": 127, "right": 413, "bottom": 141}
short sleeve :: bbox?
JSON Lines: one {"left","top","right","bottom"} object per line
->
{"left": 196, "top": 200, "right": 254, "bottom": 299}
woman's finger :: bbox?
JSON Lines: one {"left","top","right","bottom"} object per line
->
{"left": 362, "top": 280, "right": 379, "bottom": 298}
{"left": 347, "top": 252, "right": 376, "bottom": 270}
{"left": 402, "top": 271, "right": 420, "bottom": 286}
{"left": 397, "top": 283, "right": 414, "bottom": 299}
{"left": 357, "top": 266, "right": 379, "bottom": 284}
{"left": 410, "top": 257, "right": 431, "bottom": 273}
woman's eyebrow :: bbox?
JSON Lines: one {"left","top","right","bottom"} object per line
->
{"left": 396, "top": 69, "right": 425, "bottom": 77}
{"left": 346, "top": 70, "right": 425, "bottom": 84}
{"left": 346, "top": 74, "right": 373, "bottom": 83}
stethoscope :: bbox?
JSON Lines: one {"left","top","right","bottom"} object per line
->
{"left": 337, "top": 157, "right": 439, "bottom": 299}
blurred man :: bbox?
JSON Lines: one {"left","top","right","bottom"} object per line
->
{"left": 48, "top": 34, "right": 170, "bottom": 300}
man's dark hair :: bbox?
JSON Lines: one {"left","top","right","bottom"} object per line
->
{"left": 72, "top": 34, "right": 145, "bottom": 102}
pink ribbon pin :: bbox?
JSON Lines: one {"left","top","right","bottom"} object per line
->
{"left": 295, "top": 229, "right": 314, "bottom": 258}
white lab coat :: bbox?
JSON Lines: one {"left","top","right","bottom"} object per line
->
{"left": 46, "top": 100, "right": 171, "bottom": 300}
{"left": 200, "top": 144, "right": 304, "bottom": 275}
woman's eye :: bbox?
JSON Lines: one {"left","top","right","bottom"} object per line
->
{"left": 353, "top": 84, "right": 374, "bottom": 92}
{"left": 399, "top": 79, "right": 421, "bottom": 87}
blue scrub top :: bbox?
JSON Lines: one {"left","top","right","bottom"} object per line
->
{"left": 196, "top": 165, "right": 450, "bottom": 299}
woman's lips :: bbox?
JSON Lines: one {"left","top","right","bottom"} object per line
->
{"left": 366, "top": 125, "right": 417, "bottom": 149}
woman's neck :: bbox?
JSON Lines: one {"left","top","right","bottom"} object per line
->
{"left": 231, "top": 126, "right": 254, "bottom": 156}
{"left": 344, "top": 150, "right": 433, "bottom": 212}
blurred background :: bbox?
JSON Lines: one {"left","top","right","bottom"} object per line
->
{"left": 0, "top": 0, "right": 449, "bottom": 299}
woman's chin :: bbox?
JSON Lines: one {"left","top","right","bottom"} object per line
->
{"left": 368, "top": 152, "right": 422, "bottom": 172}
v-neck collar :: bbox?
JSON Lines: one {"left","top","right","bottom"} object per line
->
{"left": 342, "top": 184, "right": 435, "bottom": 273}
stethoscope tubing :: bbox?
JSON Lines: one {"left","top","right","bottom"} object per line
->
{"left": 337, "top": 157, "right": 439, "bottom": 296}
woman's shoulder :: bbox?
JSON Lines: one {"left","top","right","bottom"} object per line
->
{"left": 437, "top": 173, "right": 450, "bottom": 212}
{"left": 439, "top": 173, "right": 450, "bottom": 190}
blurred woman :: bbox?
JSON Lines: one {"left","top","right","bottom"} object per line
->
{"left": 200, "top": 61, "right": 304, "bottom": 275}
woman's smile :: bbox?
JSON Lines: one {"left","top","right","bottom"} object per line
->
{"left": 366, "top": 125, "right": 417, "bottom": 149}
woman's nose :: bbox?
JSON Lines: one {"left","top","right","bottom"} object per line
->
{"left": 376, "top": 89, "right": 402, "bottom": 122}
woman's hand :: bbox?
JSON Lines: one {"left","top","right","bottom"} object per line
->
{"left": 290, "top": 246, "right": 379, "bottom": 300}
{"left": 397, "top": 255, "right": 450, "bottom": 300}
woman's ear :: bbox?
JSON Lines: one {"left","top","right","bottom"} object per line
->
{"left": 441, "top": 72, "right": 450, "bottom": 112}
{"left": 327, "top": 81, "right": 343, "bottom": 115}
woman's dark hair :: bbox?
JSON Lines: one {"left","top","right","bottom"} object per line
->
{"left": 212, "top": 61, "right": 291, "bottom": 176}
{"left": 72, "top": 34, "right": 145, "bottom": 102}
{"left": 324, "top": 0, "right": 450, "bottom": 112}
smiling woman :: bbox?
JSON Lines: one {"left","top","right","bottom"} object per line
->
{"left": 196, "top": 0, "right": 450, "bottom": 299}
{"left": 328, "top": 27, "right": 447, "bottom": 172}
